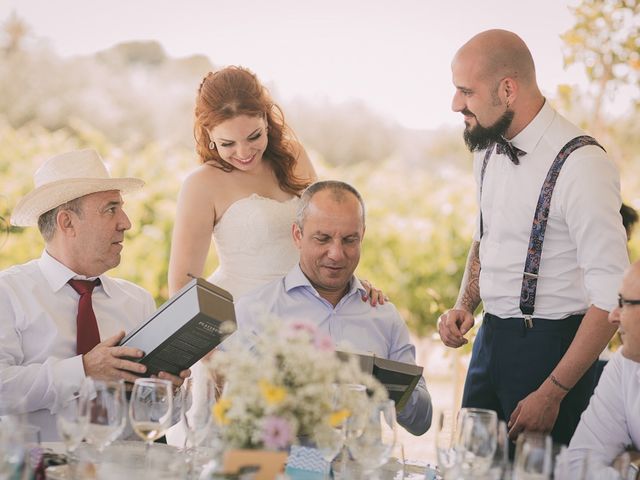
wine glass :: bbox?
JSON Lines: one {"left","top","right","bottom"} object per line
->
{"left": 488, "top": 420, "right": 509, "bottom": 480}
{"left": 84, "top": 379, "right": 127, "bottom": 454}
{"left": 129, "top": 378, "right": 174, "bottom": 465}
{"left": 513, "top": 431, "right": 552, "bottom": 480}
{"left": 436, "top": 410, "right": 460, "bottom": 478}
{"left": 348, "top": 398, "right": 397, "bottom": 479}
{"left": 0, "top": 416, "right": 28, "bottom": 478}
{"left": 334, "top": 383, "right": 368, "bottom": 478}
{"left": 454, "top": 408, "right": 498, "bottom": 478}
{"left": 180, "top": 374, "right": 217, "bottom": 478}
{"left": 56, "top": 379, "right": 90, "bottom": 479}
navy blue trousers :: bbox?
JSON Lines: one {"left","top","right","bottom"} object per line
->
{"left": 461, "top": 313, "right": 596, "bottom": 449}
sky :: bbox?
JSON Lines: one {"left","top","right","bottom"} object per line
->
{"left": 0, "top": 0, "right": 584, "bottom": 130}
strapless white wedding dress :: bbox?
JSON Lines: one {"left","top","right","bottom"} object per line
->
{"left": 207, "top": 193, "right": 300, "bottom": 299}
{"left": 168, "top": 194, "right": 300, "bottom": 447}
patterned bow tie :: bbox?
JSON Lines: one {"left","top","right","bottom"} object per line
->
{"left": 495, "top": 138, "right": 525, "bottom": 165}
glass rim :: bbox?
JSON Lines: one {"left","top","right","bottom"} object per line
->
{"left": 132, "top": 377, "right": 173, "bottom": 387}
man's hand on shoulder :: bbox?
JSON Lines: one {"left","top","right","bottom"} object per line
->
{"left": 82, "top": 331, "right": 147, "bottom": 383}
{"left": 438, "top": 308, "right": 474, "bottom": 348}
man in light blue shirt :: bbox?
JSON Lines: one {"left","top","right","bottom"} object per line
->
{"left": 235, "top": 180, "right": 432, "bottom": 436}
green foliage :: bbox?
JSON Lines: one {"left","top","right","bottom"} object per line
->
{"left": 0, "top": 120, "right": 476, "bottom": 333}
{"left": 561, "top": 0, "right": 640, "bottom": 129}
{"left": 562, "top": 0, "right": 640, "bottom": 90}
{"left": 3, "top": 7, "right": 640, "bottom": 337}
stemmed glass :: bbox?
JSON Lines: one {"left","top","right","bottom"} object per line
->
{"left": 180, "top": 374, "right": 217, "bottom": 478}
{"left": 348, "top": 398, "right": 397, "bottom": 479}
{"left": 314, "top": 384, "right": 347, "bottom": 479}
{"left": 513, "top": 431, "right": 552, "bottom": 480}
{"left": 436, "top": 410, "right": 459, "bottom": 478}
{"left": 129, "top": 378, "right": 174, "bottom": 467}
{"left": 0, "top": 416, "right": 28, "bottom": 478}
{"left": 56, "top": 379, "right": 90, "bottom": 478}
{"left": 454, "top": 407, "right": 498, "bottom": 478}
{"left": 334, "top": 383, "right": 368, "bottom": 477}
{"left": 84, "top": 379, "right": 127, "bottom": 455}
{"left": 488, "top": 420, "right": 509, "bottom": 480}
{"left": 0, "top": 394, "right": 30, "bottom": 477}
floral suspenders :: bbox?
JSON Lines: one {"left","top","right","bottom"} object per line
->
{"left": 479, "top": 136, "right": 605, "bottom": 327}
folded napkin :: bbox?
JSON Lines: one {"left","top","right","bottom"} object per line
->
{"left": 286, "top": 445, "right": 328, "bottom": 478}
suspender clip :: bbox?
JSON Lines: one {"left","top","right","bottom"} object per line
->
{"left": 524, "top": 315, "right": 534, "bottom": 329}
{"left": 523, "top": 271, "right": 538, "bottom": 279}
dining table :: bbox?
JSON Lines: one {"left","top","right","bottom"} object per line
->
{"left": 41, "top": 441, "right": 439, "bottom": 480}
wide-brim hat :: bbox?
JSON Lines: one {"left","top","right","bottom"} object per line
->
{"left": 11, "top": 149, "right": 144, "bottom": 227}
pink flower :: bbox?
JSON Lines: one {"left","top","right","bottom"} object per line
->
{"left": 262, "top": 416, "right": 293, "bottom": 450}
{"left": 289, "top": 320, "right": 317, "bottom": 337}
{"left": 314, "top": 333, "right": 335, "bottom": 352}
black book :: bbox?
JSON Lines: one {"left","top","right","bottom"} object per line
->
{"left": 336, "top": 350, "right": 423, "bottom": 411}
{"left": 119, "top": 277, "right": 237, "bottom": 376}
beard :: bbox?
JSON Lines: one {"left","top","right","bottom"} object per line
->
{"left": 462, "top": 108, "right": 515, "bottom": 152}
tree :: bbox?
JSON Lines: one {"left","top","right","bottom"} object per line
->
{"left": 1, "top": 11, "right": 29, "bottom": 54}
{"left": 561, "top": 0, "right": 640, "bottom": 133}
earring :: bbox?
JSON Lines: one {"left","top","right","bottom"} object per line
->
{"left": 209, "top": 141, "right": 216, "bottom": 150}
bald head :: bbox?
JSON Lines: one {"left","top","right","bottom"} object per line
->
{"left": 455, "top": 29, "right": 537, "bottom": 87}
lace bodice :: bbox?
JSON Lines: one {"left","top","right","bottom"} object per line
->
{"left": 207, "top": 193, "right": 300, "bottom": 299}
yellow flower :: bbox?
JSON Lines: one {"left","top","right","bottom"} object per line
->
{"left": 328, "top": 409, "right": 351, "bottom": 427}
{"left": 259, "top": 379, "right": 287, "bottom": 406}
{"left": 213, "top": 397, "right": 232, "bottom": 425}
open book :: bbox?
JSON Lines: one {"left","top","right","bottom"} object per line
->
{"left": 119, "top": 277, "right": 236, "bottom": 376}
{"left": 336, "top": 350, "right": 423, "bottom": 411}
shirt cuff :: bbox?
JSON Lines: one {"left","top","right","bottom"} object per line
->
{"left": 49, "top": 354, "right": 87, "bottom": 414}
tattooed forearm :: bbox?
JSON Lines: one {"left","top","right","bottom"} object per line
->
{"left": 454, "top": 241, "right": 481, "bottom": 313}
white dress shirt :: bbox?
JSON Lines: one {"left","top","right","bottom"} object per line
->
{"left": 0, "top": 250, "right": 155, "bottom": 441}
{"left": 474, "top": 101, "right": 629, "bottom": 318}
{"left": 565, "top": 350, "right": 640, "bottom": 477}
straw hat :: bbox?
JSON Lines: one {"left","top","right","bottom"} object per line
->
{"left": 11, "top": 149, "right": 144, "bottom": 227}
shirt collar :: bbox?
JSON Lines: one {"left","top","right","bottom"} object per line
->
{"left": 284, "top": 263, "right": 366, "bottom": 299}
{"left": 510, "top": 99, "right": 555, "bottom": 155}
{"left": 37, "top": 250, "right": 112, "bottom": 297}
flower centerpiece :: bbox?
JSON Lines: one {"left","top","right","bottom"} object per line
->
{"left": 207, "top": 316, "right": 387, "bottom": 451}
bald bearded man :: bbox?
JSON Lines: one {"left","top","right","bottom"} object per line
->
{"left": 437, "top": 29, "right": 629, "bottom": 447}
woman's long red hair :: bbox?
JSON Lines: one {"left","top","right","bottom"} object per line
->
{"left": 194, "top": 66, "right": 310, "bottom": 195}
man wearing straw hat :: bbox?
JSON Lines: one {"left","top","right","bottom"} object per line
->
{"left": 0, "top": 149, "right": 188, "bottom": 441}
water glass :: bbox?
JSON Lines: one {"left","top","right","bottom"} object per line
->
{"left": 84, "top": 379, "right": 127, "bottom": 453}
{"left": 436, "top": 410, "right": 459, "bottom": 478}
{"left": 488, "top": 420, "right": 509, "bottom": 479}
{"left": 513, "top": 431, "right": 552, "bottom": 480}
{"left": 180, "top": 374, "right": 218, "bottom": 478}
{"left": 0, "top": 416, "right": 28, "bottom": 478}
{"left": 454, "top": 408, "right": 498, "bottom": 478}
{"left": 348, "top": 398, "right": 397, "bottom": 479}
{"left": 57, "top": 379, "right": 91, "bottom": 453}
{"left": 333, "top": 383, "right": 368, "bottom": 478}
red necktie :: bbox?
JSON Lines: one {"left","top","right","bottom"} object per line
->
{"left": 68, "top": 279, "right": 101, "bottom": 355}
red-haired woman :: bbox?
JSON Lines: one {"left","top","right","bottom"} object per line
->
{"left": 169, "top": 66, "right": 317, "bottom": 298}
{"left": 169, "top": 66, "right": 385, "bottom": 302}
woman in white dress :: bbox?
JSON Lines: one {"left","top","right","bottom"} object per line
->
{"left": 169, "top": 66, "right": 384, "bottom": 302}
{"left": 169, "top": 66, "right": 316, "bottom": 299}
{"left": 166, "top": 66, "right": 384, "bottom": 447}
